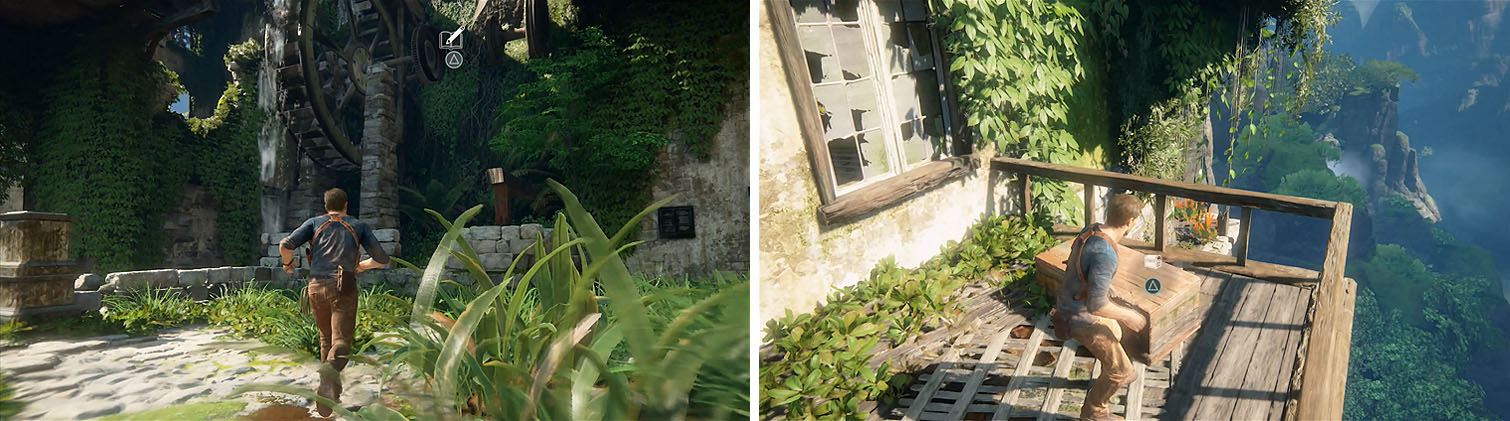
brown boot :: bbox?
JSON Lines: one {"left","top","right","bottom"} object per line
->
{"left": 315, "top": 364, "right": 341, "bottom": 417}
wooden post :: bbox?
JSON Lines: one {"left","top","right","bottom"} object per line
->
{"left": 1234, "top": 207, "right": 1252, "bottom": 265}
{"left": 1292, "top": 202, "right": 1353, "bottom": 420}
{"left": 487, "top": 168, "right": 510, "bottom": 225}
{"left": 1083, "top": 183, "right": 1096, "bottom": 227}
{"left": 1217, "top": 205, "right": 1229, "bottom": 237}
{"left": 1153, "top": 194, "right": 1168, "bottom": 251}
{"left": 1018, "top": 173, "right": 1032, "bottom": 215}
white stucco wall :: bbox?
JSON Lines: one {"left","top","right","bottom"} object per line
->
{"left": 757, "top": 1, "right": 1017, "bottom": 323}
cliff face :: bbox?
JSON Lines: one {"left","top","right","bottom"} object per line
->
{"left": 1335, "top": 91, "right": 1442, "bottom": 222}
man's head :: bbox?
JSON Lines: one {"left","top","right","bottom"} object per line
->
{"left": 324, "top": 188, "right": 348, "bottom": 213}
{"left": 1106, "top": 194, "right": 1143, "bottom": 229}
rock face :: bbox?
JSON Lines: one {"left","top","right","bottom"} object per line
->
{"left": 1334, "top": 91, "right": 1441, "bottom": 222}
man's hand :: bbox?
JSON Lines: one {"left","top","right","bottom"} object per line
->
{"left": 1093, "top": 302, "right": 1147, "bottom": 333}
{"left": 355, "top": 258, "right": 386, "bottom": 273}
{"left": 278, "top": 240, "right": 296, "bottom": 274}
{"left": 283, "top": 263, "right": 295, "bottom": 275}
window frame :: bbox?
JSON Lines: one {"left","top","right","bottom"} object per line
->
{"left": 768, "top": 0, "right": 975, "bottom": 225}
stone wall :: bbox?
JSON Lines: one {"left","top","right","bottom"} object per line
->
{"left": 625, "top": 94, "right": 751, "bottom": 277}
{"left": 161, "top": 184, "right": 224, "bottom": 268}
{"left": 256, "top": 228, "right": 402, "bottom": 269}
{"left": 757, "top": 6, "right": 1017, "bottom": 323}
{"left": 359, "top": 62, "right": 400, "bottom": 229}
{"left": 0, "top": 183, "right": 20, "bottom": 212}
{"left": 448, "top": 224, "right": 548, "bottom": 272}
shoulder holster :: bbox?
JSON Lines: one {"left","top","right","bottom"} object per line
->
{"left": 1051, "top": 228, "right": 1116, "bottom": 338}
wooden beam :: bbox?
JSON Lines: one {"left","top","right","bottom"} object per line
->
{"left": 817, "top": 156, "right": 975, "bottom": 225}
{"left": 1084, "top": 183, "right": 1096, "bottom": 227}
{"left": 1153, "top": 194, "right": 1168, "bottom": 251}
{"left": 766, "top": 0, "right": 838, "bottom": 205}
{"left": 1235, "top": 207, "right": 1253, "bottom": 266}
{"left": 1018, "top": 173, "right": 1032, "bottom": 215}
{"left": 991, "top": 157, "right": 1337, "bottom": 218}
{"left": 1217, "top": 205, "right": 1229, "bottom": 237}
{"left": 1291, "top": 203, "right": 1353, "bottom": 421}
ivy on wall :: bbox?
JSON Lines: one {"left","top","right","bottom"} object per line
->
{"left": 23, "top": 31, "right": 264, "bottom": 272}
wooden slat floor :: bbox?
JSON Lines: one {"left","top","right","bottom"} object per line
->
{"left": 874, "top": 265, "right": 1312, "bottom": 421}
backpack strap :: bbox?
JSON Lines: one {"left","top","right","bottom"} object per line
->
{"left": 1065, "top": 228, "right": 1116, "bottom": 302}
{"left": 308, "top": 214, "right": 362, "bottom": 289}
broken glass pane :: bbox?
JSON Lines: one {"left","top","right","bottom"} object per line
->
{"left": 846, "top": 78, "right": 880, "bottom": 132}
{"left": 832, "top": 0, "right": 860, "bottom": 22}
{"left": 885, "top": 23, "right": 911, "bottom": 75}
{"left": 900, "top": 119, "right": 931, "bottom": 166}
{"left": 907, "top": 23, "right": 934, "bottom": 70}
{"left": 876, "top": 0, "right": 904, "bottom": 22}
{"left": 857, "top": 130, "right": 892, "bottom": 178}
{"left": 813, "top": 84, "right": 853, "bottom": 139}
{"left": 829, "top": 136, "right": 864, "bottom": 186}
{"left": 891, "top": 73, "right": 920, "bottom": 121}
{"left": 901, "top": 0, "right": 928, "bottom": 21}
{"left": 916, "top": 70, "right": 943, "bottom": 117}
{"left": 798, "top": 26, "right": 839, "bottom": 83}
{"left": 832, "top": 24, "right": 871, "bottom": 80}
{"left": 789, "top": 0, "right": 828, "bottom": 23}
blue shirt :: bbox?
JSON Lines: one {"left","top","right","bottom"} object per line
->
{"left": 281, "top": 214, "right": 389, "bottom": 281}
{"left": 1054, "top": 224, "right": 1119, "bottom": 327}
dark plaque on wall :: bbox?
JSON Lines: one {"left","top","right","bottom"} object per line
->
{"left": 657, "top": 206, "right": 695, "bottom": 239}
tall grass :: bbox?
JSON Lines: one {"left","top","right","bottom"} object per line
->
{"left": 236, "top": 180, "right": 750, "bottom": 420}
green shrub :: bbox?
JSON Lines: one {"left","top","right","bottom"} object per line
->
{"left": 761, "top": 214, "right": 1056, "bottom": 419}
{"left": 101, "top": 289, "right": 204, "bottom": 335}
{"left": 0, "top": 370, "right": 23, "bottom": 419}
{"left": 239, "top": 181, "right": 750, "bottom": 420}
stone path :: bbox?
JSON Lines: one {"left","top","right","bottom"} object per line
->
{"left": 0, "top": 327, "right": 389, "bottom": 419}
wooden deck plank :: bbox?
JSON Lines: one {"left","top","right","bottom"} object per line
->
{"left": 945, "top": 326, "right": 1014, "bottom": 419}
{"left": 1164, "top": 271, "right": 1246, "bottom": 416}
{"left": 1037, "top": 338, "right": 1082, "bottom": 421}
{"left": 1271, "top": 285, "right": 1315, "bottom": 419}
{"left": 1126, "top": 362, "right": 1147, "bottom": 420}
{"left": 1190, "top": 278, "right": 1279, "bottom": 420}
{"left": 992, "top": 317, "right": 1050, "bottom": 419}
{"left": 1230, "top": 284, "right": 1303, "bottom": 417}
{"left": 904, "top": 332, "right": 976, "bottom": 421}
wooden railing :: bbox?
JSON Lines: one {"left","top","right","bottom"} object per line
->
{"left": 991, "top": 156, "right": 1354, "bottom": 421}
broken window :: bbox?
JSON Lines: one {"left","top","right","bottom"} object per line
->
{"left": 785, "top": 0, "right": 954, "bottom": 196}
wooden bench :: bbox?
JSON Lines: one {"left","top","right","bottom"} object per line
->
{"left": 1035, "top": 238, "right": 1203, "bottom": 364}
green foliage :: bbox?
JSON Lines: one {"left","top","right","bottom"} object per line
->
{"left": 761, "top": 214, "right": 1056, "bottom": 419}
{"left": 1117, "top": 99, "right": 1196, "bottom": 181}
{"left": 301, "top": 181, "right": 749, "bottom": 420}
{"left": 1229, "top": 114, "right": 1337, "bottom": 190}
{"left": 1345, "top": 287, "right": 1497, "bottom": 420}
{"left": 1273, "top": 169, "right": 1368, "bottom": 211}
{"left": 206, "top": 284, "right": 412, "bottom": 358}
{"left": 933, "top": 0, "right": 1125, "bottom": 223}
{"left": 0, "top": 370, "right": 23, "bottom": 420}
{"left": 101, "top": 289, "right": 205, "bottom": 335}
{"left": 27, "top": 34, "right": 263, "bottom": 271}
{"left": 1348, "top": 59, "right": 1418, "bottom": 95}
{"left": 1349, "top": 245, "right": 1436, "bottom": 325}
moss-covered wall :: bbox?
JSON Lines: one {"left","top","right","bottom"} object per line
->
{"left": 757, "top": 5, "right": 1017, "bottom": 321}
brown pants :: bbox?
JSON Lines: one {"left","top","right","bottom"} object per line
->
{"left": 1069, "top": 316, "right": 1135, "bottom": 421}
{"left": 307, "top": 276, "right": 358, "bottom": 371}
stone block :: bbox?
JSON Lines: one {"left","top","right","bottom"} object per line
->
{"left": 480, "top": 253, "right": 513, "bottom": 271}
{"left": 519, "top": 224, "right": 543, "bottom": 241}
{"left": 185, "top": 284, "right": 208, "bottom": 301}
{"left": 104, "top": 269, "right": 179, "bottom": 292}
{"left": 75, "top": 273, "right": 103, "bottom": 291}
{"left": 207, "top": 267, "right": 231, "bottom": 284}
{"left": 230, "top": 267, "right": 256, "bottom": 283}
{"left": 472, "top": 225, "right": 502, "bottom": 240}
{"left": 460, "top": 227, "right": 475, "bottom": 240}
{"left": 267, "top": 246, "right": 280, "bottom": 257}
{"left": 500, "top": 225, "right": 520, "bottom": 241}
{"left": 444, "top": 257, "right": 462, "bottom": 270}
{"left": 374, "top": 229, "right": 400, "bottom": 242}
{"left": 260, "top": 232, "right": 271, "bottom": 244}
{"left": 74, "top": 291, "right": 102, "bottom": 313}
{"left": 472, "top": 239, "right": 497, "bottom": 255}
{"left": 381, "top": 242, "right": 400, "bottom": 257}
{"left": 177, "top": 269, "right": 209, "bottom": 287}
{"left": 261, "top": 257, "right": 281, "bottom": 267}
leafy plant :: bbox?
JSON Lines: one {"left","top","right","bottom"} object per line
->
{"left": 0, "top": 370, "right": 24, "bottom": 420}
{"left": 242, "top": 180, "right": 750, "bottom": 420}
{"left": 1170, "top": 198, "right": 1218, "bottom": 245}
{"left": 101, "top": 288, "right": 204, "bottom": 335}
{"left": 761, "top": 214, "right": 1056, "bottom": 419}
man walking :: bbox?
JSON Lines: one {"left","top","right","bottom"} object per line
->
{"left": 279, "top": 188, "right": 389, "bottom": 417}
{"left": 1053, "top": 194, "right": 1149, "bottom": 421}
